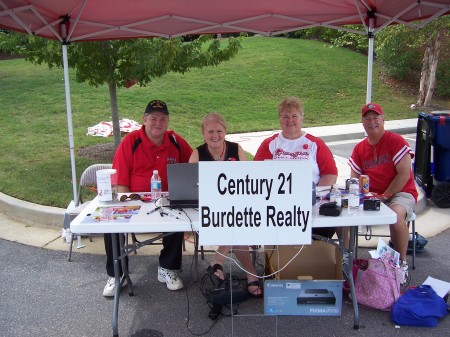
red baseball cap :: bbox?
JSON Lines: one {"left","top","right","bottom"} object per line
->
{"left": 361, "top": 102, "right": 383, "bottom": 116}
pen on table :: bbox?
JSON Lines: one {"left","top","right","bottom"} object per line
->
{"left": 147, "top": 206, "right": 160, "bottom": 215}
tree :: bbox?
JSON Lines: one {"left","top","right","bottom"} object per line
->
{"left": 287, "top": 17, "right": 449, "bottom": 107}
{"left": 416, "top": 29, "right": 445, "bottom": 107}
{"left": 376, "top": 16, "right": 449, "bottom": 107}
{"left": 0, "top": 32, "right": 242, "bottom": 146}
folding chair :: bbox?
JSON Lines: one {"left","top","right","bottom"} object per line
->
{"left": 66, "top": 163, "right": 113, "bottom": 261}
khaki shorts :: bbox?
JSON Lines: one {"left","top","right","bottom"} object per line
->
{"left": 385, "top": 192, "right": 416, "bottom": 220}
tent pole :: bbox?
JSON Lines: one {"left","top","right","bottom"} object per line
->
{"left": 366, "top": 15, "right": 375, "bottom": 104}
{"left": 62, "top": 43, "right": 78, "bottom": 205}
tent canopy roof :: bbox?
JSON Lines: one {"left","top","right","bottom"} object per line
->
{"left": 1, "top": 1, "right": 449, "bottom": 42}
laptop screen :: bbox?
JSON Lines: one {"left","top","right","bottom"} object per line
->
{"left": 167, "top": 163, "right": 199, "bottom": 208}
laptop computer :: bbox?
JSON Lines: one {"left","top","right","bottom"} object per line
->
{"left": 167, "top": 163, "right": 199, "bottom": 208}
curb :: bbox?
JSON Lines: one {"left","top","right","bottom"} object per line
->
{"left": 0, "top": 192, "right": 64, "bottom": 229}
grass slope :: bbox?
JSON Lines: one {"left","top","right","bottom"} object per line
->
{"left": 0, "top": 36, "right": 427, "bottom": 207}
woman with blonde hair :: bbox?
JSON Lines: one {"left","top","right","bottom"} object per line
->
{"left": 189, "top": 112, "right": 262, "bottom": 297}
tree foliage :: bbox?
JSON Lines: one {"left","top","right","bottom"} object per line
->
{"left": 375, "top": 16, "right": 449, "bottom": 102}
{"left": 284, "top": 26, "right": 368, "bottom": 53}
{"left": 284, "top": 16, "right": 449, "bottom": 104}
{"left": 0, "top": 31, "right": 242, "bottom": 145}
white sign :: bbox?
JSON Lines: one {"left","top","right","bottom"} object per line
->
{"left": 198, "top": 161, "right": 313, "bottom": 245}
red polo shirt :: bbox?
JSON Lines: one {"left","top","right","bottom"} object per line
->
{"left": 112, "top": 126, "right": 192, "bottom": 192}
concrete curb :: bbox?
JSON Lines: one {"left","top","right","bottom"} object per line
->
{"left": 0, "top": 192, "right": 64, "bottom": 229}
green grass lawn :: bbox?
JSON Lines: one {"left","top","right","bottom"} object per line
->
{"left": 0, "top": 36, "right": 440, "bottom": 208}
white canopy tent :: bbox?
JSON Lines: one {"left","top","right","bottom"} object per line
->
{"left": 1, "top": 0, "right": 449, "bottom": 203}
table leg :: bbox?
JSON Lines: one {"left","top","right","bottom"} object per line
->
{"left": 111, "top": 233, "right": 120, "bottom": 337}
{"left": 118, "top": 234, "right": 134, "bottom": 296}
{"left": 347, "top": 226, "right": 360, "bottom": 330}
{"left": 194, "top": 232, "right": 199, "bottom": 282}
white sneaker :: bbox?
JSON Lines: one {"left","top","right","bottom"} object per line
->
{"left": 158, "top": 266, "right": 184, "bottom": 290}
{"left": 342, "top": 252, "right": 349, "bottom": 267}
{"left": 103, "top": 277, "right": 116, "bottom": 297}
{"left": 400, "top": 260, "right": 409, "bottom": 285}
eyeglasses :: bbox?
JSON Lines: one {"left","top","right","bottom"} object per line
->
{"left": 119, "top": 193, "right": 141, "bottom": 202}
{"left": 120, "top": 193, "right": 153, "bottom": 202}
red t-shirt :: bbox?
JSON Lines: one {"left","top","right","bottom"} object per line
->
{"left": 348, "top": 131, "right": 418, "bottom": 201}
{"left": 112, "top": 126, "right": 192, "bottom": 192}
{"left": 254, "top": 132, "right": 337, "bottom": 185}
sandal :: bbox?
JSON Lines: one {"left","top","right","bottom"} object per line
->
{"left": 247, "top": 280, "right": 263, "bottom": 298}
{"left": 206, "top": 263, "right": 224, "bottom": 281}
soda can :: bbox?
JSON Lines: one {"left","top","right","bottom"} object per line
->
{"left": 360, "top": 175, "right": 370, "bottom": 194}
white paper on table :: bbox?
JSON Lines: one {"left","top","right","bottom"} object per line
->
{"left": 422, "top": 276, "right": 450, "bottom": 298}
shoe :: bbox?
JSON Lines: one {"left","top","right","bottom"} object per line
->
{"left": 342, "top": 252, "right": 349, "bottom": 267}
{"left": 103, "top": 277, "right": 116, "bottom": 297}
{"left": 206, "top": 263, "right": 224, "bottom": 282}
{"left": 400, "top": 260, "right": 409, "bottom": 285}
{"left": 103, "top": 276, "right": 126, "bottom": 297}
{"left": 158, "top": 266, "right": 184, "bottom": 290}
{"left": 247, "top": 280, "right": 263, "bottom": 298}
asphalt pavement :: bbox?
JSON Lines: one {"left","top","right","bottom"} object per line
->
{"left": 0, "top": 229, "right": 449, "bottom": 337}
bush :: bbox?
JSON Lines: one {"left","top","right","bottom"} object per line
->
{"left": 284, "top": 26, "right": 368, "bottom": 53}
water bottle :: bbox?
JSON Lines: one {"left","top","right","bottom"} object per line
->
{"left": 150, "top": 169, "right": 162, "bottom": 200}
{"left": 65, "top": 228, "right": 72, "bottom": 243}
{"left": 348, "top": 178, "right": 360, "bottom": 214}
{"left": 329, "top": 186, "right": 342, "bottom": 207}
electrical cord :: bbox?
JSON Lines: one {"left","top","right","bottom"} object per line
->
{"left": 178, "top": 209, "right": 224, "bottom": 335}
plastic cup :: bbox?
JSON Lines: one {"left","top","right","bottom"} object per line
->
{"left": 96, "top": 169, "right": 118, "bottom": 202}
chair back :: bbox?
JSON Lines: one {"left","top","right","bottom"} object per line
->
{"left": 77, "top": 163, "right": 113, "bottom": 205}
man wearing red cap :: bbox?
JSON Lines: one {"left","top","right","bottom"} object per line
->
{"left": 103, "top": 99, "right": 193, "bottom": 296}
{"left": 348, "top": 102, "right": 418, "bottom": 284}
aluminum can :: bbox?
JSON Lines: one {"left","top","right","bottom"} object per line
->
{"left": 360, "top": 175, "right": 370, "bottom": 194}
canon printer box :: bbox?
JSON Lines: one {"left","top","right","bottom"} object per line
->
{"left": 264, "top": 241, "right": 344, "bottom": 316}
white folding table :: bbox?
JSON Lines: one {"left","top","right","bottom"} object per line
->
{"left": 71, "top": 193, "right": 396, "bottom": 337}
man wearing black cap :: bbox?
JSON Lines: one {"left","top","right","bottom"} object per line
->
{"left": 103, "top": 100, "right": 193, "bottom": 296}
{"left": 348, "top": 102, "right": 418, "bottom": 285}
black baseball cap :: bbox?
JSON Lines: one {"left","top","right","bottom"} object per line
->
{"left": 144, "top": 100, "right": 169, "bottom": 115}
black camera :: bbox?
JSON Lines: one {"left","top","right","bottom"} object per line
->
{"left": 363, "top": 198, "right": 381, "bottom": 211}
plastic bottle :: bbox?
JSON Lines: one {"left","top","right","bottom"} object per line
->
{"left": 330, "top": 186, "right": 342, "bottom": 207}
{"left": 348, "top": 178, "right": 360, "bottom": 214}
{"left": 65, "top": 228, "right": 72, "bottom": 243}
{"left": 150, "top": 169, "right": 162, "bottom": 200}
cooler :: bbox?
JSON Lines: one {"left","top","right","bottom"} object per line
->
{"left": 428, "top": 112, "right": 450, "bottom": 183}
{"left": 414, "top": 112, "right": 450, "bottom": 208}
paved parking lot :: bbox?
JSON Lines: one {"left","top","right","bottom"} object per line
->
{"left": 0, "top": 228, "right": 449, "bottom": 337}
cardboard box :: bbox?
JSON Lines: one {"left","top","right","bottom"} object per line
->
{"left": 264, "top": 241, "right": 344, "bottom": 316}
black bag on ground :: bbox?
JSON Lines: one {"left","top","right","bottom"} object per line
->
{"left": 389, "top": 232, "right": 428, "bottom": 254}
{"left": 200, "top": 271, "right": 248, "bottom": 320}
